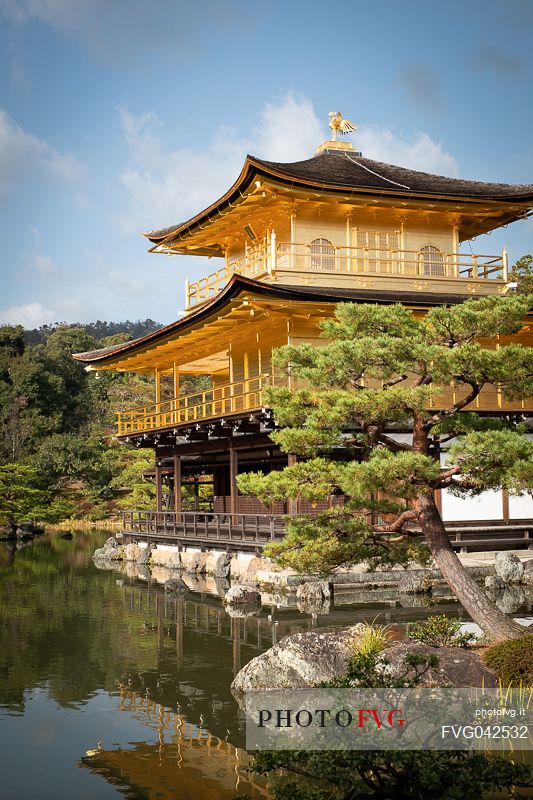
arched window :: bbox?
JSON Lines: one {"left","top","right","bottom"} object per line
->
{"left": 310, "top": 238, "right": 335, "bottom": 270}
{"left": 419, "top": 245, "right": 444, "bottom": 276}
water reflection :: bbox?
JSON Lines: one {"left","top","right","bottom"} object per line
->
{"left": 80, "top": 687, "right": 269, "bottom": 799}
{"left": 1, "top": 531, "right": 532, "bottom": 800}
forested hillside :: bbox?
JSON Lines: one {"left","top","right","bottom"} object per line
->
{"left": 0, "top": 322, "right": 161, "bottom": 524}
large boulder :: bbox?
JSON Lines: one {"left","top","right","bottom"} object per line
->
{"left": 93, "top": 536, "right": 123, "bottom": 561}
{"left": 213, "top": 552, "right": 232, "bottom": 579}
{"left": 232, "top": 629, "right": 499, "bottom": 693}
{"left": 232, "top": 627, "right": 359, "bottom": 692}
{"left": 296, "top": 581, "right": 331, "bottom": 603}
{"left": 296, "top": 581, "right": 332, "bottom": 615}
{"left": 495, "top": 552, "right": 524, "bottom": 584}
{"left": 224, "top": 584, "right": 261, "bottom": 606}
{"left": 383, "top": 641, "right": 498, "bottom": 688}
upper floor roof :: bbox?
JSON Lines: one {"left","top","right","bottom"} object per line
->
{"left": 145, "top": 148, "right": 533, "bottom": 254}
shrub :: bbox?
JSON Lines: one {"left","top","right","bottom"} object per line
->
{"left": 483, "top": 634, "right": 533, "bottom": 686}
{"left": 354, "top": 620, "right": 390, "bottom": 657}
{"left": 323, "top": 649, "right": 438, "bottom": 689}
{"left": 407, "top": 615, "right": 477, "bottom": 648}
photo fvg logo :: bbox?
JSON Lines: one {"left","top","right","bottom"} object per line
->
{"left": 258, "top": 708, "right": 406, "bottom": 729}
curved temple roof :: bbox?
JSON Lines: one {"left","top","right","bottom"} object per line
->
{"left": 145, "top": 150, "right": 533, "bottom": 248}
{"left": 73, "top": 274, "right": 487, "bottom": 367}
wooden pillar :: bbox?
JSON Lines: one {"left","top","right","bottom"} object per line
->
{"left": 155, "top": 459, "right": 163, "bottom": 513}
{"left": 173, "top": 451, "right": 181, "bottom": 514}
{"left": 229, "top": 444, "right": 238, "bottom": 517}
{"left": 287, "top": 452, "right": 298, "bottom": 516}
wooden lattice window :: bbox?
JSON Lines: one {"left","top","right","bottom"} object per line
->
{"left": 356, "top": 230, "right": 399, "bottom": 249}
{"left": 310, "top": 238, "right": 335, "bottom": 270}
{"left": 356, "top": 229, "right": 400, "bottom": 272}
{"left": 419, "top": 245, "right": 445, "bottom": 276}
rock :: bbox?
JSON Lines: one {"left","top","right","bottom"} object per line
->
{"left": 225, "top": 605, "right": 261, "bottom": 619}
{"left": 16, "top": 527, "right": 34, "bottom": 541}
{"left": 232, "top": 627, "right": 360, "bottom": 692}
{"left": 224, "top": 584, "right": 261, "bottom": 606}
{"left": 297, "top": 597, "right": 331, "bottom": 616}
{"left": 494, "top": 552, "right": 524, "bottom": 583}
{"left": 296, "top": 581, "right": 332, "bottom": 615}
{"left": 103, "top": 536, "right": 120, "bottom": 551}
{"left": 485, "top": 575, "right": 505, "bottom": 590}
{"left": 383, "top": 641, "right": 498, "bottom": 688}
{"left": 137, "top": 547, "right": 151, "bottom": 566}
{"left": 93, "top": 536, "right": 122, "bottom": 562}
{"left": 398, "top": 572, "right": 432, "bottom": 594}
{"left": 164, "top": 578, "right": 189, "bottom": 594}
{"left": 60, "top": 532, "right": 73, "bottom": 540}
{"left": 495, "top": 586, "right": 526, "bottom": 614}
{"left": 213, "top": 551, "right": 232, "bottom": 579}
{"left": 296, "top": 581, "right": 332, "bottom": 603}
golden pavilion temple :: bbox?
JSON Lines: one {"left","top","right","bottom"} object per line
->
{"left": 74, "top": 121, "right": 533, "bottom": 546}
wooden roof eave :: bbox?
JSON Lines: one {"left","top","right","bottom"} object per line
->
{"left": 73, "top": 273, "right": 497, "bottom": 372}
{"left": 145, "top": 156, "right": 533, "bottom": 253}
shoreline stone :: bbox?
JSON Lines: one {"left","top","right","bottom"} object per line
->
{"left": 224, "top": 584, "right": 261, "bottom": 606}
{"left": 231, "top": 627, "right": 500, "bottom": 693}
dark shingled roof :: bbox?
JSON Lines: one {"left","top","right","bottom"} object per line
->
{"left": 145, "top": 151, "right": 533, "bottom": 243}
{"left": 73, "top": 274, "right": 480, "bottom": 365}
{"left": 258, "top": 152, "right": 533, "bottom": 199}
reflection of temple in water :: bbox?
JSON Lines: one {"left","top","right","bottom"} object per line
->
{"left": 80, "top": 686, "right": 269, "bottom": 799}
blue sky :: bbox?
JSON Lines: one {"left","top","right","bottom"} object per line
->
{"left": 1, "top": 0, "right": 532, "bottom": 328}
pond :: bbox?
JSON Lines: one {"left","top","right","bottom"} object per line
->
{"left": 0, "top": 530, "right": 531, "bottom": 800}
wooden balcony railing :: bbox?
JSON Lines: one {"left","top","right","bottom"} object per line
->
{"left": 186, "top": 241, "right": 507, "bottom": 308}
{"left": 121, "top": 509, "right": 286, "bottom": 549}
{"left": 116, "top": 373, "right": 271, "bottom": 435}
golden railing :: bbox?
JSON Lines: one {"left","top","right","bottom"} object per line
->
{"left": 116, "top": 373, "right": 270, "bottom": 435}
{"left": 186, "top": 243, "right": 271, "bottom": 307}
{"left": 186, "top": 242, "right": 507, "bottom": 308}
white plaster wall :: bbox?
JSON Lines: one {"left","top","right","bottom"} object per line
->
{"left": 509, "top": 492, "right": 533, "bottom": 520}
{"left": 441, "top": 487, "right": 503, "bottom": 522}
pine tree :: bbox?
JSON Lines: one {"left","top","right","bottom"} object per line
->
{"left": 238, "top": 294, "right": 533, "bottom": 641}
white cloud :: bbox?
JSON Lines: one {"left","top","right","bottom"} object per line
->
{"left": 0, "top": 302, "right": 58, "bottom": 327}
{"left": 116, "top": 94, "right": 459, "bottom": 235}
{"left": 33, "top": 254, "right": 54, "bottom": 272}
{"left": 0, "top": 108, "right": 84, "bottom": 201}
{"left": 357, "top": 127, "right": 459, "bottom": 177}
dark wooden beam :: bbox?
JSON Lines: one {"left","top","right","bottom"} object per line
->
{"left": 155, "top": 461, "right": 163, "bottom": 513}
{"left": 173, "top": 451, "right": 181, "bottom": 514}
{"left": 229, "top": 444, "right": 238, "bottom": 518}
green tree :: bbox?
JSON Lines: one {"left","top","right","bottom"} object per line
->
{"left": 509, "top": 254, "right": 533, "bottom": 294}
{"left": 246, "top": 750, "right": 531, "bottom": 800}
{"left": 238, "top": 295, "right": 533, "bottom": 641}
{"left": 0, "top": 464, "right": 73, "bottom": 524}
